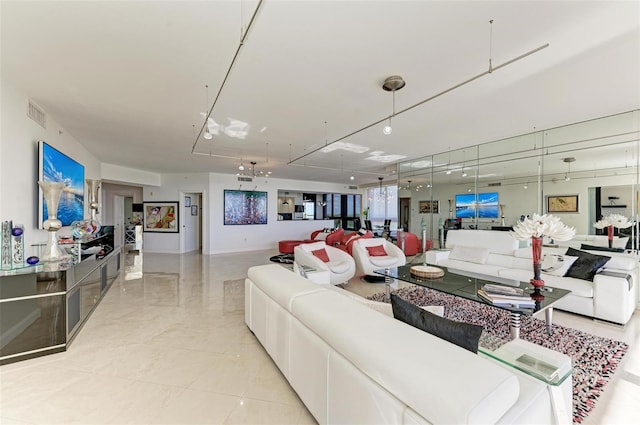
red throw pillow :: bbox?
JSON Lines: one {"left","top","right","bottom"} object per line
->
{"left": 311, "top": 248, "right": 330, "bottom": 262}
{"left": 366, "top": 245, "right": 387, "bottom": 256}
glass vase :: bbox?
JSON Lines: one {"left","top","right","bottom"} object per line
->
{"left": 530, "top": 236, "right": 544, "bottom": 288}
{"left": 86, "top": 179, "right": 102, "bottom": 235}
{"left": 38, "top": 181, "right": 65, "bottom": 262}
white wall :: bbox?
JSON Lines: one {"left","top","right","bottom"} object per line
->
{"left": 0, "top": 76, "right": 101, "bottom": 250}
{"left": 141, "top": 173, "right": 352, "bottom": 254}
{"left": 207, "top": 173, "right": 356, "bottom": 254}
{"left": 142, "top": 173, "right": 209, "bottom": 254}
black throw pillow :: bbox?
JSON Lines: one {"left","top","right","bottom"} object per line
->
{"left": 580, "top": 244, "right": 625, "bottom": 253}
{"left": 565, "top": 247, "right": 611, "bottom": 281}
{"left": 390, "top": 294, "right": 483, "bottom": 353}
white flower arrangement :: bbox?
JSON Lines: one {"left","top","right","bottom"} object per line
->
{"left": 512, "top": 213, "right": 576, "bottom": 241}
{"left": 593, "top": 214, "right": 632, "bottom": 229}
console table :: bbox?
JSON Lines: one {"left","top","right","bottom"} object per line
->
{"left": 0, "top": 247, "right": 121, "bottom": 365}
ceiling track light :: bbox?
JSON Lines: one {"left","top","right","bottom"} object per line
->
{"left": 563, "top": 157, "right": 576, "bottom": 182}
{"left": 288, "top": 29, "right": 549, "bottom": 166}
{"left": 191, "top": 0, "right": 264, "bottom": 154}
{"left": 203, "top": 84, "right": 213, "bottom": 140}
{"left": 382, "top": 76, "right": 405, "bottom": 135}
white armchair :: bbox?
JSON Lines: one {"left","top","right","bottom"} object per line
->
{"left": 352, "top": 238, "right": 406, "bottom": 276}
{"left": 294, "top": 241, "right": 356, "bottom": 285}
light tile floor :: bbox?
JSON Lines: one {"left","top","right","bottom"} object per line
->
{"left": 1, "top": 250, "right": 639, "bottom": 424}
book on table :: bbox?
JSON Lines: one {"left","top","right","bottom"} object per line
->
{"left": 482, "top": 284, "right": 525, "bottom": 297}
{"left": 477, "top": 289, "right": 536, "bottom": 307}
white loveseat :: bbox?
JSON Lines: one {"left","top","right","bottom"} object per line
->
{"left": 245, "top": 264, "right": 571, "bottom": 424}
{"left": 434, "top": 230, "right": 638, "bottom": 325}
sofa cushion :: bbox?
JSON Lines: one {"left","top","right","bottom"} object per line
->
{"left": 327, "top": 260, "right": 350, "bottom": 274}
{"left": 580, "top": 244, "right": 625, "bottom": 253}
{"left": 541, "top": 254, "right": 579, "bottom": 277}
{"left": 391, "top": 294, "right": 483, "bottom": 353}
{"left": 370, "top": 256, "right": 402, "bottom": 267}
{"left": 366, "top": 244, "right": 388, "bottom": 256}
{"left": 439, "top": 259, "right": 505, "bottom": 278}
{"left": 448, "top": 245, "right": 490, "bottom": 264}
{"left": 312, "top": 248, "right": 330, "bottom": 262}
{"left": 445, "top": 229, "right": 519, "bottom": 255}
{"left": 565, "top": 247, "right": 611, "bottom": 281}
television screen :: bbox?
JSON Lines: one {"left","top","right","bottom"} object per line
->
{"left": 455, "top": 192, "right": 499, "bottom": 218}
{"left": 455, "top": 193, "right": 476, "bottom": 218}
{"left": 477, "top": 192, "right": 499, "bottom": 218}
{"left": 39, "top": 141, "right": 85, "bottom": 227}
{"left": 224, "top": 190, "right": 268, "bottom": 225}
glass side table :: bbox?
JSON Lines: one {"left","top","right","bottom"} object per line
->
{"left": 479, "top": 338, "right": 573, "bottom": 424}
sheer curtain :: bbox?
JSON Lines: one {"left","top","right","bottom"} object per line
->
{"left": 366, "top": 184, "right": 398, "bottom": 223}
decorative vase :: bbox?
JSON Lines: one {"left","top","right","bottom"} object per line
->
{"left": 530, "top": 236, "right": 544, "bottom": 289}
{"left": 38, "top": 181, "right": 66, "bottom": 262}
{"left": 86, "top": 179, "right": 102, "bottom": 235}
{"left": 607, "top": 225, "right": 614, "bottom": 249}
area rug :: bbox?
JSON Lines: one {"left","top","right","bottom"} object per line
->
{"left": 269, "top": 253, "right": 294, "bottom": 264}
{"left": 368, "top": 286, "right": 628, "bottom": 424}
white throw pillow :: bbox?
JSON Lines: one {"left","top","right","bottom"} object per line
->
{"left": 448, "top": 245, "right": 491, "bottom": 265}
{"left": 541, "top": 254, "right": 579, "bottom": 277}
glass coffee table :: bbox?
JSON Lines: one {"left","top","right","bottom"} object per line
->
{"left": 374, "top": 265, "right": 571, "bottom": 340}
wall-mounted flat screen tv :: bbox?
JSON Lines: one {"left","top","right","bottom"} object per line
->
{"left": 224, "top": 190, "right": 268, "bottom": 225}
{"left": 38, "top": 141, "right": 85, "bottom": 227}
{"left": 455, "top": 192, "right": 499, "bottom": 218}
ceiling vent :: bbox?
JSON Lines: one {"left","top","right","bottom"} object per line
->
{"left": 348, "top": 185, "right": 358, "bottom": 190}
{"left": 488, "top": 182, "right": 502, "bottom": 187}
{"left": 237, "top": 176, "right": 253, "bottom": 182}
{"left": 27, "top": 99, "right": 46, "bottom": 129}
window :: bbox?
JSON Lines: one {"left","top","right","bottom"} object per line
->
{"left": 366, "top": 184, "right": 398, "bottom": 222}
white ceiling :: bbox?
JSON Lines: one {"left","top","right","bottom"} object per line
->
{"left": 2, "top": 1, "right": 639, "bottom": 187}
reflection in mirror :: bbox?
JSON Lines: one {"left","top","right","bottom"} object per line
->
{"left": 398, "top": 110, "right": 639, "bottom": 251}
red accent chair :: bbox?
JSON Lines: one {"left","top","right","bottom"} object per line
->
{"left": 310, "top": 228, "right": 344, "bottom": 244}
{"left": 325, "top": 228, "right": 345, "bottom": 246}
{"left": 396, "top": 231, "right": 421, "bottom": 256}
{"left": 335, "top": 230, "right": 374, "bottom": 255}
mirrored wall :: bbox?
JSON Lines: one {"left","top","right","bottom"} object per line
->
{"left": 397, "top": 110, "right": 640, "bottom": 249}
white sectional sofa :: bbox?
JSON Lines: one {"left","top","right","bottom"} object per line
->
{"left": 434, "top": 230, "right": 638, "bottom": 325}
{"left": 245, "top": 264, "right": 571, "bottom": 424}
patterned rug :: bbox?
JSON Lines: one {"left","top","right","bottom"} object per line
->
{"left": 368, "top": 286, "right": 628, "bottom": 424}
{"left": 269, "top": 253, "right": 294, "bottom": 264}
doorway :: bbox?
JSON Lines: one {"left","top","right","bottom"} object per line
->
{"left": 182, "top": 192, "right": 203, "bottom": 253}
{"left": 399, "top": 197, "right": 411, "bottom": 231}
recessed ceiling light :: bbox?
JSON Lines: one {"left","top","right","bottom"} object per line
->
{"left": 350, "top": 175, "right": 355, "bottom": 180}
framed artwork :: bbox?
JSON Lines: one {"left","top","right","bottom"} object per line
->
{"left": 547, "top": 195, "right": 579, "bottom": 213}
{"left": 419, "top": 200, "right": 439, "bottom": 214}
{"left": 143, "top": 201, "right": 179, "bottom": 232}
{"left": 184, "top": 196, "right": 191, "bottom": 207}
{"left": 191, "top": 205, "right": 198, "bottom": 216}
{"left": 224, "top": 190, "right": 268, "bottom": 225}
